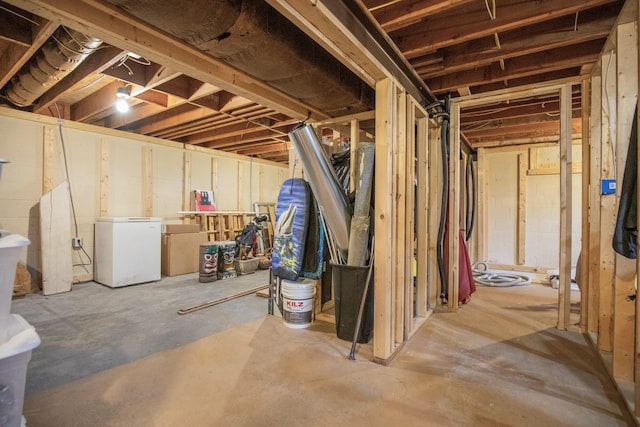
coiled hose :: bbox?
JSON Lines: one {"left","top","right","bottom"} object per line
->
{"left": 472, "top": 262, "right": 532, "bottom": 287}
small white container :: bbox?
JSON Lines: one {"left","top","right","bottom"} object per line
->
{"left": 0, "top": 314, "right": 40, "bottom": 427}
{"left": 282, "top": 279, "right": 316, "bottom": 329}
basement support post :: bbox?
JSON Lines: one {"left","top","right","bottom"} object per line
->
{"left": 558, "top": 83, "right": 573, "bottom": 330}
{"left": 580, "top": 78, "right": 591, "bottom": 333}
{"left": 588, "top": 74, "right": 602, "bottom": 335}
{"left": 448, "top": 102, "right": 461, "bottom": 310}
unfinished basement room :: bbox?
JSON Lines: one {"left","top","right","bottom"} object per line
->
{"left": 1, "top": 0, "right": 640, "bottom": 425}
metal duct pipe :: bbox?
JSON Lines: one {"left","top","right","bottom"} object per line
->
{"left": 289, "top": 124, "right": 351, "bottom": 253}
{"left": 6, "top": 27, "right": 103, "bottom": 107}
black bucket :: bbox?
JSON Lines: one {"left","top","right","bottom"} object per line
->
{"left": 331, "top": 263, "right": 374, "bottom": 343}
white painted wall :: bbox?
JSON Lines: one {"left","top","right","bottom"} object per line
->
{"left": 0, "top": 109, "right": 287, "bottom": 284}
{"left": 485, "top": 148, "right": 582, "bottom": 268}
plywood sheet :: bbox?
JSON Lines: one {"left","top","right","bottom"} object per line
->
{"left": 40, "top": 181, "right": 72, "bottom": 295}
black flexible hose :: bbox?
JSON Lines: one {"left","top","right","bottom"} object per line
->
{"left": 436, "top": 95, "right": 451, "bottom": 302}
{"left": 465, "top": 155, "right": 476, "bottom": 241}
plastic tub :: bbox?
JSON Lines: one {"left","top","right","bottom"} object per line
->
{"left": 0, "top": 314, "right": 41, "bottom": 427}
{"left": 0, "top": 234, "right": 30, "bottom": 343}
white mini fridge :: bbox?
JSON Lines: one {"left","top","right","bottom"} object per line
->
{"left": 95, "top": 217, "right": 161, "bottom": 288}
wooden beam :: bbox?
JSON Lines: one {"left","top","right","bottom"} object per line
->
{"left": 70, "top": 80, "right": 122, "bottom": 122}
{"left": 33, "top": 46, "right": 125, "bottom": 114}
{"left": 0, "top": 18, "right": 58, "bottom": 89}
{"left": 371, "top": 0, "right": 476, "bottom": 32}
{"left": 5, "top": 0, "right": 328, "bottom": 121}
{"left": 350, "top": 119, "right": 359, "bottom": 193}
{"left": 394, "top": 0, "right": 616, "bottom": 58}
{"left": 425, "top": 40, "right": 603, "bottom": 93}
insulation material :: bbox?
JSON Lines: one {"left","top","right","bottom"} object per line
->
{"left": 105, "top": 0, "right": 374, "bottom": 116}
{"left": 487, "top": 152, "right": 518, "bottom": 264}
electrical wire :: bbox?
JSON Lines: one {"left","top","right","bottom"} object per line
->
{"left": 53, "top": 106, "right": 93, "bottom": 268}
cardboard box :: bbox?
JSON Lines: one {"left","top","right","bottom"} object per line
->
{"left": 162, "top": 223, "right": 201, "bottom": 234}
{"left": 161, "top": 232, "right": 209, "bottom": 276}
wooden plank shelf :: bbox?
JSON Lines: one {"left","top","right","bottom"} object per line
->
{"left": 178, "top": 211, "right": 254, "bottom": 242}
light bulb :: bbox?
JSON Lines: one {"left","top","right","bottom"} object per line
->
{"left": 115, "top": 98, "right": 129, "bottom": 113}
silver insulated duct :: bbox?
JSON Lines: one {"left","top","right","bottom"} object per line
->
{"left": 288, "top": 124, "right": 351, "bottom": 253}
{"left": 6, "top": 27, "right": 102, "bottom": 107}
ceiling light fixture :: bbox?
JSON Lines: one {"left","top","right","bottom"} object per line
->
{"left": 115, "top": 86, "right": 131, "bottom": 113}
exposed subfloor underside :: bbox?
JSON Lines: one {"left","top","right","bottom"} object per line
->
{"left": 13, "top": 273, "right": 634, "bottom": 426}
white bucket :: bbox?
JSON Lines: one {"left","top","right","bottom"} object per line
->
{"left": 0, "top": 234, "right": 30, "bottom": 344}
{"left": 282, "top": 279, "right": 316, "bottom": 329}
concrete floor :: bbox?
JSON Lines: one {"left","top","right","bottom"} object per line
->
{"left": 11, "top": 273, "right": 636, "bottom": 426}
{"left": 12, "top": 270, "right": 271, "bottom": 394}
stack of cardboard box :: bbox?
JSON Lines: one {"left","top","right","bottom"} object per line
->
{"left": 161, "top": 224, "right": 208, "bottom": 276}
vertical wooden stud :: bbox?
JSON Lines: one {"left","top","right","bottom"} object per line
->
{"left": 350, "top": 118, "right": 359, "bottom": 193}
{"left": 237, "top": 161, "right": 244, "bottom": 211}
{"left": 589, "top": 74, "right": 603, "bottom": 335}
{"left": 182, "top": 151, "right": 191, "bottom": 213}
{"left": 211, "top": 157, "right": 219, "bottom": 197}
{"left": 395, "top": 90, "right": 407, "bottom": 342}
{"left": 428, "top": 125, "right": 441, "bottom": 308}
{"left": 558, "top": 83, "right": 573, "bottom": 331}
{"left": 99, "top": 138, "right": 109, "bottom": 217}
{"left": 416, "top": 114, "right": 429, "bottom": 317}
{"left": 580, "top": 78, "right": 591, "bottom": 333}
{"left": 43, "top": 126, "right": 56, "bottom": 194}
{"left": 259, "top": 165, "right": 265, "bottom": 202}
{"left": 599, "top": 49, "right": 617, "bottom": 351}
{"left": 516, "top": 153, "right": 527, "bottom": 265}
{"left": 448, "top": 102, "right": 461, "bottom": 310}
{"left": 373, "top": 78, "right": 395, "bottom": 361}
{"left": 477, "top": 148, "right": 488, "bottom": 262}
{"left": 142, "top": 146, "right": 153, "bottom": 217}
{"left": 612, "top": 20, "right": 637, "bottom": 380}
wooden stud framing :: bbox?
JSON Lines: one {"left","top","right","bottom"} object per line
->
{"left": 428, "top": 124, "right": 442, "bottom": 308}
{"left": 580, "top": 78, "right": 591, "bottom": 333}
{"left": 403, "top": 96, "right": 416, "bottom": 338}
{"left": 415, "top": 112, "right": 429, "bottom": 318}
{"left": 598, "top": 49, "right": 617, "bottom": 351}
{"left": 477, "top": 148, "right": 488, "bottom": 262}
{"left": 373, "top": 78, "right": 399, "bottom": 362}
{"left": 588, "top": 74, "right": 603, "bottom": 334}
{"left": 211, "top": 158, "right": 219, "bottom": 198}
{"left": 43, "top": 126, "right": 56, "bottom": 194}
{"left": 182, "top": 151, "right": 191, "bottom": 213}
{"left": 259, "top": 165, "right": 265, "bottom": 202}
{"left": 516, "top": 152, "right": 527, "bottom": 265}
{"left": 393, "top": 89, "right": 410, "bottom": 343}
{"left": 142, "top": 146, "right": 153, "bottom": 216}
{"left": 237, "top": 161, "right": 244, "bottom": 211}
{"left": 350, "top": 118, "right": 359, "bottom": 193}
{"left": 558, "top": 82, "right": 573, "bottom": 331}
{"left": 448, "top": 102, "right": 461, "bottom": 310}
{"left": 612, "top": 20, "right": 637, "bottom": 380}
{"left": 99, "top": 138, "right": 109, "bottom": 216}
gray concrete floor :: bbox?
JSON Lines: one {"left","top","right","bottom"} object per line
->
{"left": 12, "top": 269, "right": 272, "bottom": 395}
{"left": 12, "top": 274, "right": 637, "bottom": 426}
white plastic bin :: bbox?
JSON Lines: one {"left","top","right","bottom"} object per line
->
{"left": 0, "top": 233, "right": 30, "bottom": 343}
{"left": 0, "top": 314, "right": 41, "bottom": 427}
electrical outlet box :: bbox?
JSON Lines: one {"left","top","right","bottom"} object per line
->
{"left": 601, "top": 179, "right": 616, "bottom": 195}
{"left": 72, "top": 237, "right": 82, "bottom": 249}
